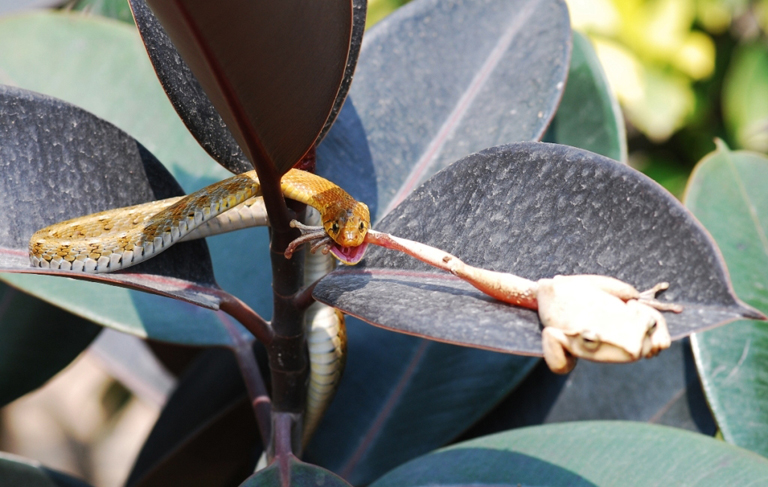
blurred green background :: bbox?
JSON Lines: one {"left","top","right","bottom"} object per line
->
{"left": 370, "top": 0, "right": 768, "bottom": 198}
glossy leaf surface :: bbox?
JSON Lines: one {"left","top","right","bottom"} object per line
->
{"left": 461, "top": 338, "right": 716, "bottom": 441}
{"left": 128, "top": 0, "right": 250, "bottom": 174}
{"left": 0, "top": 85, "right": 222, "bottom": 308}
{"left": 129, "top": 0, "right": 365, "bottom": 175}
{"left": 686, "top": 143, "right": 768, "bottom": 456}
{"left": 0, "top": 453, "right": 93, "bottom": 487}
{"left": 143, "top": 0, "right": 353, "bottom": 176}
{"left": 543, "top": 32, "right": 627, "bottom": 163}
{"left": 315, "top": 142, "right": 759, "bottom": 355}
{"left": 0, "top": 12, "right": 262, "bottom": 346}
{"left": 240, "top": 457, "right": 351, "bottom": 487}
{"left": 0, "top": 284, "right": 101, "bottom": 408}
{"left": 305, "top": 0, "right": 569, "bottom": 481}
{"left": 319, "top": 0, "right": 571, "bottom": 219}
{"left": 370, "top": 422, "right": 768, "bottom": 486}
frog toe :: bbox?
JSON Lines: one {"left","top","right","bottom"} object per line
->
{"left": 542, "top": 327, "right": 576, "bottom": 374}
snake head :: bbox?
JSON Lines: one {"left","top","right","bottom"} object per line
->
{"left": 323, "top": 202, "right": 370, "bottom": 248}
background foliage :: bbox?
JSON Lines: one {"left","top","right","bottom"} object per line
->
{"left": 0, "top": 0, "right": 766, "bottom": 486}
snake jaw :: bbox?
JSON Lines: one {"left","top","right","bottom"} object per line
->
{"left": 329, "top": 242, "right": 368, "bottom": 265}
{"left": 286, "top": 220, "right": 368, "bottom": 264}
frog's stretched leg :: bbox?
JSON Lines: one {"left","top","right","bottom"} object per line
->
{"left": 541, "top": 327, "right": 577, "bottom": 374}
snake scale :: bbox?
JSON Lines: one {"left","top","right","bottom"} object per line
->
{"left": 29, "top": 168, "right": 368, "bottom": 445}
{"left": 29, "top": 168, "right": 370, "bottom": 271}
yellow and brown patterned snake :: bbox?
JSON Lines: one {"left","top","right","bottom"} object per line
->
{"left": 29, "top": 168, "right": 370, "bottom": 272}
{"left": 29, "top": 168, "right": 368, "bottom": 445}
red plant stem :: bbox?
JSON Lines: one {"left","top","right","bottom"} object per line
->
{"left": 219, "top": 293, "right": 274, "bottom": 345}
{"left": 273, "top": 412, "right": 299, "bottom": 483}
{"left": 365, "top": 230, "right": 539, "bottom": 309}
{"left": 292, "top": 277, "right": 320, "bottom": 311}
{"left": 216, "top": 307, "right": 272, "bottom": 447}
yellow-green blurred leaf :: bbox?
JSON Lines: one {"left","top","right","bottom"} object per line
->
{"left": 723, "top": 43, "right": 768, "bottom": 152}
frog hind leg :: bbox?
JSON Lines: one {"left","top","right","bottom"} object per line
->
{"left": 542, "top": 327, "right": 577, "bottom": 374}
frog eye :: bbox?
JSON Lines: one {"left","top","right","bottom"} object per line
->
{"left": 331, "top": 222, "right": 340, "bottom": 234}
{"left": 646, "top": 321, "right": 658, "bottom": 337}
{"left": 579, "top": 331, "right": 601, "bottom": 351}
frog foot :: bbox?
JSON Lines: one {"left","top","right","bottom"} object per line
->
{"left": 627, "top": 300, "right": 671, "bottom": 358}
{"left": 541, "top": 326, "right": 578, "bottom": 374}
{"left": 637, "top": 282, "right": 684, "bottom": 313}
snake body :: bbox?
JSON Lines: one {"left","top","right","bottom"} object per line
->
{"left": 301, "top": 207, "right": 346, "bottom": 446}
{"left": 29, "top": 168, "right": 370, "bottom": 272}
{"left": 29, "top": 168, "right": 364, "bottom": 446}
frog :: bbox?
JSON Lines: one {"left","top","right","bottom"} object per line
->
{"left": 536, "top": 275, "right": 676, "bottom": 374}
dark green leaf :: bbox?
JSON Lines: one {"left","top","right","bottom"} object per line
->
{"left": 0, "top": 85, "right": 225, "bottom": 308}
{"left": 685, "top": 142, "right": 768, "bottom": 456}
{"left": 369, "top": 422, "right": 768, "bottom": 486}
{"left": 306, "top": 0, "right": 570, "bottom": 480}
{"left": 127, "top": 348, "right": 263, "bottom": 487}
{"left": 0, "top": 453, "right": 93, "bottom": 487}
{"left": 144, "top": 0, "right": 353, "bottom": 175}
{"left": 70, "top": 0, "right": 135, "bottom": 24}
{"left": 316, "top": 142, "right": 758, "bottom": 355}
{"left": 460, "top": 338, "right": 716, "bottom": 441}
{"left": 0, "top": 283, "right": 101, "bottom": 407}
{"left": 543, "top": 32, "right": 627, "bottom": 163}
{"left": 320, "top": 0, "right": 571, "bottom": 219}
{"left": 0, "top": 12, "right": 269, "bottom": 346}
{"left": 240, "top": 456, "right": 351, "bottom": 487}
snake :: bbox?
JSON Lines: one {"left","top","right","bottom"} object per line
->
{"left": 29, "top": 168, "right": 368, "bottom": 445}
{"left": 29, "top": 168, "right": 370, "bottom": 272}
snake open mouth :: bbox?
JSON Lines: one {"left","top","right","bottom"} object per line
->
{"left": 330, "top": 242, "right": 368, "bottom": 265}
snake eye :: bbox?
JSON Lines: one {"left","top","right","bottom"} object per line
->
{"left": 359, "top": 221, "right": 366, "bottom": 231}
{"left": 331, "top": 222, "right": 340, "bottom": 234}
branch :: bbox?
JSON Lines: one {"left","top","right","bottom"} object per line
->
{"left": 217, "top": 310, "right": 272, "bottom": 447}
{"left": 219, "top": 293, "right": 274, "bottom": 345}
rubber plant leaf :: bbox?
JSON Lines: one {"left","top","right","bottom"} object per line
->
{"left": 128, "top": 0, "right": 365, "bottom": 174}
{"left": 304, "top": 0, "right": 572, "bottom": 481}
{"left": 0, "top": 453, "right": 94, "bottom": 487}
{"left": 369, "top": 422, "right": 768, "bottom": 487}
{"left": 126, "top": 348, "right": 264, "bottom": 487}
{"left": 686, "top": 142, "right": 768, "bottom": 457}
{"left": 0, "top": 283, "right": 101, "bottom": 408}
{"left": 240, "top": 456, "right": 352, "bottom": 487}
{"left": 315, "top": 142, "right": 760, "bottom": 355}
{"left": 0, "top": 85, "right": 232, "bottom": 309}
{"left": 0, "top": 13, "right": 258, "bottom": 348}
{"left": 142, "top": 0, "right": 354, "bottom": 176}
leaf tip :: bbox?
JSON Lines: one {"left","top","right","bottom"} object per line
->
{"left": 714, "top": 137, "right": 731, "bottom": 153}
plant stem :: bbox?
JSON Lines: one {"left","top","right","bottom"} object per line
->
{"left": 218, "top": 311, "right": 272, "bottom": 447}
{"left": 219, "top": 293, "right": 274, "bottom": 345}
